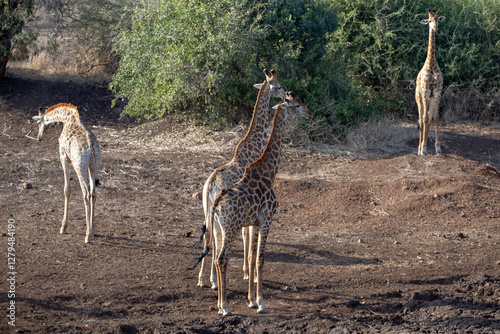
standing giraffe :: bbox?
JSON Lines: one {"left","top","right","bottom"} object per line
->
{"left": 416, "top": 9, "right": 445, "bottom": 155}
{"left": 196, "top": 69, "right": 286, "bottom": 289}
{"left": 194, "top": 93, "right": 312, "bottom": 316}
{"left": 32, "top": 103, "right": 101, "bottom": 243}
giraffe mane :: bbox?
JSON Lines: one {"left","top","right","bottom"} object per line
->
{"left": 45, "top": 103, "right": 79, "bottom": 116}
{"left": 235, "top": 80, "right": 267, "bottom": 148}
{"left": 245, "top": 100, "right": 285, "bottom": 171}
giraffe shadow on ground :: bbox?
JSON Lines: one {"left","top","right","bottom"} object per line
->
{"left": 405, "top": 130, "right": 500, "bottom": 170}
{"left": 230, "top": 242, "right": 379, "bottom": 267}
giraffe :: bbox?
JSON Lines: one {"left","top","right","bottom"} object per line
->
{"left": 196, "top": 69, "right": 286, "bottom": 289}
{"left": 32, "top": 103, "right": 102, "bottom": 243}
{"left": 194, "top": 92, "right": 312, "bottom": 316}
{"left": 416, "top": 9, "right": 445, "bottom": 155}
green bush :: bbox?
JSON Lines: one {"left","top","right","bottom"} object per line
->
{"left": 110, "top": 0, "right": 262, "bottom": 126}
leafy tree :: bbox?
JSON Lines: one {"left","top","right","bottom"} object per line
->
{"left": 0, "top": 0, "right": 34, "bottom": 79}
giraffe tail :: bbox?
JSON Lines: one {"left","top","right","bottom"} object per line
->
{"left": 191, "top": 243, "right": 210, "bottom": 270}
{"left": 192, "top": 223, "right": 206, "bottom": 248}
{"left": 191, "top": 204, "right": 215, "bottom": 270}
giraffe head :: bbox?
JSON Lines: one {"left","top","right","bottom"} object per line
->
{"left": 272, "top": 92, "right": 313, "bottom": 119}
{"left": 420, "top": 9, "right": 445, "bottom": 32}
{"left": 32, "top": 107, "right": 49, "bottom": 141}
{"left": 253, "top": 69, "right": 286, "bottom": 101}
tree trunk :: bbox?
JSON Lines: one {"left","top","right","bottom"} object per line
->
{"left": 0, "top": 57, "right": 8, "bottom": 80}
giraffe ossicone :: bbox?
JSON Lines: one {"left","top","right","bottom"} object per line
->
{"left": 32, "top": 103, "right": 101, "bottom": 243}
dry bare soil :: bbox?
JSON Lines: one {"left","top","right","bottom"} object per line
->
{"left": 1, "top": 73, "right": 500, "bottom": 333}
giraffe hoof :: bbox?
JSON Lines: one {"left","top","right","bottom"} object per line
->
{"left": 257, "top": 306, "right": 268, "bottom": 314}
{"left": 248, "top": 301, "right": 258, "bottom": 309}
{"left": 211, "top": 283, "right": 218, "bottom": 290}
{"left": 220, "top": 309, "right": 232, "bottom": 316}
{"left": 60, "top": 228, "right": 68, "bottom": 234}
{"left": 435, "top": 147, "right": 442, "bottom": 155}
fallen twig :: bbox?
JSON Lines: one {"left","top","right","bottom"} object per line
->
{"left": 25, "top": 130, "right": 39, "bottom": 141}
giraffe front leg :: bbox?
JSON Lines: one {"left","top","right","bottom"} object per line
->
{"left": 60, "top": 157, "right": 71, "bottom": 234}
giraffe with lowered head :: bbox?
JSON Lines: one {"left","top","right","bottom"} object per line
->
{"left": 195, "top": 69, "right": 286, "bottom": 289}
{"left": 194, "top": 92, "right": 312, "bottom": 316}
{"left": 32, "top": 103, "right": 101, "bottom": 243}
{"left": 416, "top": 9, "right": 445, "bottom": 155}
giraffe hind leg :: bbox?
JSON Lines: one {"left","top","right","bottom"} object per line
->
{"left": 74, "top": 161, "right": 93, "bottom": 243}
{"left": 88, "top": 167, "right": 96, "bottom": 239}
{"left": 416, "top": 93, "right": 426, "bottom": 155}
{"left": 430, "top": 99, "right": 441, "bottom": 154}
{"left": 60, "top": 157, "right": 71, "bottom": 234}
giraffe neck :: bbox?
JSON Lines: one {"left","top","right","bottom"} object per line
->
{"left": 425, "top": 28, "right": 437, "bottom": 66}
{"left": 246, "top": 105, "right": 287, "bottom": 183}
{"left": 233, "top": 80, "right": 271, "bottom": 166}
{"left": 45, "top": 107, "right": 81, "bottom": 127}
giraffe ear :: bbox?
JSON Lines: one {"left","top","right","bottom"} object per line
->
{"left": 253, "top": 83, "right": 263, "bottom": 90}
{"left": 32, "top": 115, "right": 42, "bottom": 122}
{"left": 420, "top": 19, "right": 429, "bottom": 25}
{"left": 438, "top": 16, "right": 445, "bottom": 22}
{"left": 272, "top": 103, "right": 280, "bottom": 110}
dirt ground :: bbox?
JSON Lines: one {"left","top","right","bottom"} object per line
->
{"left": 1, "top": 72, "right": 500, "bottom": 333}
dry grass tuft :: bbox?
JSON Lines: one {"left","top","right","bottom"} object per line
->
{"left": 442, "top": 86, "right": 500, "bottom": 123}
{"left": 344, "top": 117, "right": 415, "bottom": 156}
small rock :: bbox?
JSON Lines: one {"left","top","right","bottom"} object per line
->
{"left": 394, "top": 240, "right": 400, "bottom": 244}
{"left": 346, "top": 299, "right": 360, "bottom": 308}
{"left": 184, "top": 231, "right": 192, "bottom": 238}
{"left": 22, "top": 182, "right": 33, "bottom": 189}
{"left": 192, "top": 192, "right": 202, "bottom": 201}
{"left": 1, "top": 233, "right": 6, "bottom": 237}
{"left": 358, "top": 238, "right": 364, "bottom": 244}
